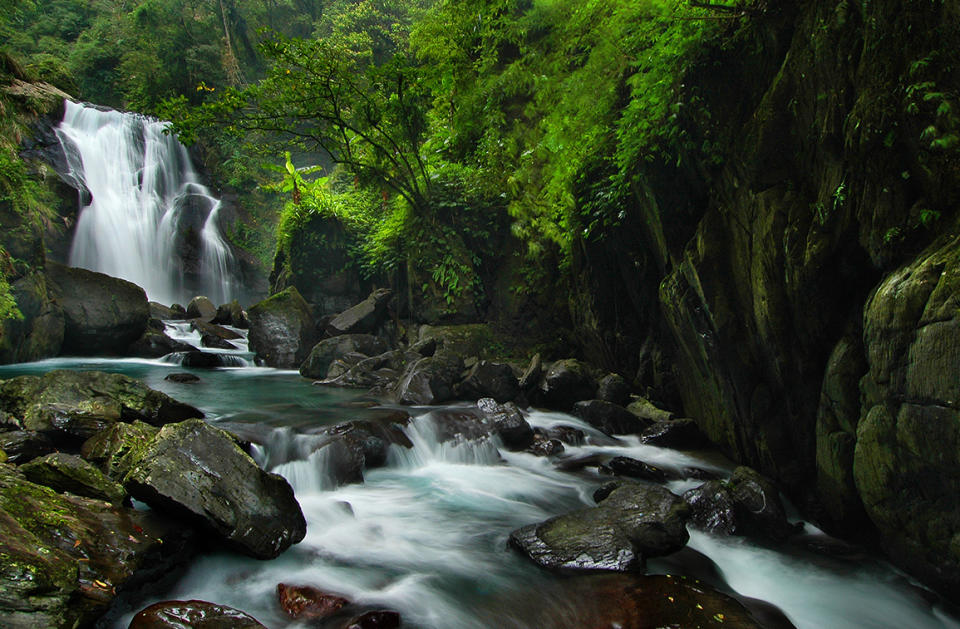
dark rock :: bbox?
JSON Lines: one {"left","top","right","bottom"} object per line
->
{"left": 538, "top": 359, "right": 596, "bottom": 410}
{"left": 546, "top": 425, "right": 585, "bottom": 446}
{"left": 148, "top": 302, "right": 180, "bottom": 321}
{"left": 47, "top": 262, "right": 149, "bottom": 355}
{"left": 80, "top": 421, "right": 159, "bottom": 482}
{"left": 124, "top": 419, "right": 306, "bottom": 559}
{"left": 21, "top": 452, "right": 126, "bottom": 503}
{"left": 641, "top": 418, "right": 707, "bottom": 448}
{"left": 430, "top": 410, "right": 491, "bottom": 443}
{"left": 247, "top": 287, "right": 316, "bottom": 368}
{"left": 211, "top": 300, "right": 249, "bottom": 329}
{"left": 683, "top": 480, "right": 739, "bottom": 536}
{"left": 343, "top": 610, "right": 402, "bottom": 629}
{"left": 510, "top": 483, "right": 689, "bottom": 572}
{"left": 0, "top": 370, "right": 201, "bottom": 445}
{"left": 592, "top": 481, "right": 622, "bottom": 504}
{"left": 0, "top": 271, "right": 65, "bottom": 364}
{"left": 146, "top": 318, "right": 166, "bottom": 332}
{"left": 277, "top": 583, "right": 349, "bottom": 620}
{"left": 527, "top": 431, "right": 564, "bottom": 456}
{"left": 185, "top": 296, "right": 217, "bottom": 321}
{"left": 300, "top": 334, "right": 389, "bottom": 379}
{"left": 179, "top": 351, "right": 241, "bottom": 368}
{"left": 477, "top": 398, "right": 534, "bottom": 450}
{"left": 201, "top": 334, "right": 238, "bottom": 350}
{"left": 410, "top": 337, "right": 437, "bottom": 357}
{"left": 164, "top": 373, "right": 200, "bottom": 384}
{"left": 458, "top": 361, "right": 520, "bottom": 403}
{"left": 169, "top": 304, "right": 187, "bottom": 318}
{"left": 0, "top": 430, "right": 54, "bottom": 464}
{"left": 322, "top": 350, "right": 418, "bottom": 390}
{"left": 191, "top": 320, "right": 243, "bottom": 341}
{"left": 0, "top": 464, "right": 196, "bottom": 628}
{"left": 601, "top": 456, "right": 669, "bottom": 482}
{"left": 572, "top": 400, "right": 649, "bottom": 436}
{"left": 626, "top": 397, "right": 675, "bottom": 424}
{"left": 596, "top": 373, "right": 630, "bottom": 406}
{"left": 129, "top": 600, "right": 266, "bottom": 628}
{"left": 326, "top": 288, "right": 393, "bottom": 336}
{"left": 128, "top": 330, "right": 195, "bottom": 358}
{"left": 395, "top": 352, "right": 464, "bottom": 405}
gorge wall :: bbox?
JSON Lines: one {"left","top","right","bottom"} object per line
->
{"left": 569, "top": 0, "right": 960, "bottom": 597}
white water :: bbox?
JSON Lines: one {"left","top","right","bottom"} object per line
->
{"left": 55, "top": 100, "right": 238, "bottom": 306}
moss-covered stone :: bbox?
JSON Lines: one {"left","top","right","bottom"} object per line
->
{"left": 21, "top": 452, "right": 126, "bottom": 504}
{"left": 80, "top": 420, "right": 159, "bottom": 482}
{"left": 247, "top": 286, "right": 316, "bottom": 368}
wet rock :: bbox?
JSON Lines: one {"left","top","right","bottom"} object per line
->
{"left": 527, "top": 431, "right": 564, "bottom": 456}
{"left": 0, "top": 429, "right": 54, "bottom": 463}
{"left": 164, "top": 373, "right": 200, "bottom": 384}
{"left": 538, "top": 359, "right": 596, "bottom": 410}
{"left": 129, "top": 600, "right": 266, "bottom": 628}
{"left": 179, "top": 351, "right": 237, "bottom": 368}
{"left": 20, "top": 452, "right": 126, "bottom": 504}
{"left": 0, "top": 370, "right": 201, "bottom": 446}
{"left": 326, "top": 288, "right": 393, "bottom": 336}
{"left": 0, "top": 271, "right": 65, "bottom": 364}
{"left": 546, "top": 425, "right": 585, "bottom": 446}
{"left": 430, "top": 410, "right": 491, "bottom": 443}
{"left": 683, "top": 480, "right": 739, "bottom": 536}
{"left": 410, "top": 337, "right": 437, "bottom": 357}
{"left": 510, "top": 482, "right": 690, "bottom": 572}
{"left": 343, "top": 610, "right": 402, "bottom": 629}
{"left": 477, "top": 398, "right": 534, "bottom": 450}
{"left": 596, "top": 373, "right": 630, "bottom": 406}
{"left": 572, "top": 400, "right": 649, "bottom": 436}
{"left": 80, "top": 421, "right": 159, "bottom": 482}
{"left": 124, "top": 419, "right": 306, "bottom": 559}
{"left": 247, "top": 287, "right": 317, "bottom": 368}
{"left": 200, "top": 334, "right": 238, "bottom": 350}
{"left": 185, "top": 296, "right": 217, "bottom": 321}
{"left": 625, "top": 396, "right": 675, "bottom": 424}
{"left": 641, "top": 418, "right": 707, "bottom": 449}
{"left": 148, "top": 302, "right": 181, "bottom": 321}
{"left": 601, "top": 456, "right": 669, "bottom": 482}
{"left": 395, "top": 352, "right": 464, "bottom": 405}
{"left": 0, "top": 464, "right": 196, "bottom": 629}
{"left": 47, "top": 262, "right": 149, "bottom": 355}
{"left": 300, "top": 334, "right": 389, "bottom": 379}
{"left": 458, "top": 361, "right": 520, "bottom": 403}
{"left": 128, "top": 330, "right": 195, "bottom": 358}
{"left": 518, "top": 352, "right": 543, "bottom": 392}
{"left": 321, "top": 350, "right": 415, "bottom": 391}
{"left": 277, "top": 583, "right": 349, "bottom": 620}
{"left": 191, "top": 320, "right": 243, "bottom": 341}
{"left": 212, "top": 300, "right": 249, "bottom": 329}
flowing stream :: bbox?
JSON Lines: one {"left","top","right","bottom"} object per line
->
{"left": 54, "top": 101, "right": 239, "bottom": 306}
{"left": 0, "top": 332, "right": 957, "bottom": 629}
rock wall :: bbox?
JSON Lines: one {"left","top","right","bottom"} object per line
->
{"left": 569, "top": 0, "right": 960, "bottom": 597}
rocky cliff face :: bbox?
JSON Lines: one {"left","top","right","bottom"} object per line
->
{"left": 569, "top": 0, "right": 960, "bottom": 598}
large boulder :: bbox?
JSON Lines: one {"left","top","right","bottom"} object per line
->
{"left": 458, "top": 361, "right": 520, "bottom": 403}
{"left": 538, "top": 359, "right": 597, "bottom": 410}
{"left": 395, "top": 352, "right": 465, "bottom": 405}
{"left": 0, "top": 464, "right": 196, "bottom": 629}
{"left": 0, "top": 271, "right": 65, "bottom": 364}
{"left": 185, "top": 296, "right": 217, "bottom": 321}
{"left": 47, "top": 262, "right": 149, "bottom": 355}
{"left": 80, "top": 420, "right": 159, "bottom": 482}
{"left": 211, "top": 300, "right": 249, "bottom": 329}
{"left": 130, "top": 600, "right": 267, "bottom": 629}
{"left": 123, "top": 419, "right": 306, "bottom": 559}
{"left": 0, "top": 370, "right": 202, "bottom": 445}
{"left": 509, "top": 482, "right": 689, "bottom": 572}
{"left": 247, "top": 287, "right": 317, "bottom": 368}
{"left": 300, "top": 334, "right": 389, "bottom": 379}
{"left": 477, "top": 398, "right": 534, "bottom": 450}
{"left": 572, "top": 400, "right": 649, "bottom": 436}
{"left": 325, "top": 288, "right": 393, "bottom": 336}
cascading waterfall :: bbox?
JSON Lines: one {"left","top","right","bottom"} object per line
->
{"left": 55, "top": 100, "right": 239, "bottom": 306}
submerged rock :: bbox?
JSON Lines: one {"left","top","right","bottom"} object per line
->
{"left": 277, "top": 583, "right": 349, "bottom": 620}
{"left": 601, "top": 456, "right": 670, "bottom": 482}
{"left": 164, "top": 373, "right": 200, "bottom": 384}
{"left": 124, "top": 419, "right": 306, "bottom": 559}
{"left": 129, "top": 600, "right": 266, "bottom": 628}
{"left": 510, "top": 482, "right": 689, "bottom": 572}
{"left": 247, "top": 287, "right": 316, "bottom": 368}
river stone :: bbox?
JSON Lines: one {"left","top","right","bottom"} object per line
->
{"left": 326, "top": 288, "right": 393, "bottom": 336}
{"left": 20, "top": 452, "right": 126, "bottom": 504}
{"left": 129, "top": 600, "right": 267, "bottom": 628}
{"left": 128, "top": 330, "right": 196, "bottom": 358}
{"left": 641, "top": 418, "right": 707, "bottom": 448}
{"left": 192, "top": 320, "right": 243, "bottom": 341}
{"left": 395, "top": 352, "right": 464, "bottom": 405}
{"left": 538, "top": 359, "right": 597, "bottom": 410}
{"left": 212, "top": 299, "right": 249, "bottom": 329}
{"left": 164, "top": 373, "right": 200, "bottom": 384}
{"left": 0, "top": 464, "right": 196, "bottom": 629}
{"left": 343, "top": 610, "right": 402, "bottom": 629}
{"left": 0, "top": 370, "right": 202, "bottom": 445}
{"left": 683, "top": 468, "right": 797, "bottom": 541}
{"left": 185, "top": 296, "right": 217, "bottom": 321}
{"left": 277, "top": 583, "right": 349, "bottom": 620}
{"left": 509, "top": 482, "right": 690, "bottom": 572}
{"left": 201, "top": 334, "right": 238, "bottom": 350}
{"left": 596, "top": 373, "right": 631, "bottom": 406}
{"left": 300, "top": 334, "right": 389, "bottom": 379}
{"left": 124, "top": 418, "right": 306, "bottom": 559}
{"left": 458, "top": 361, "right": 520, "bottom": 403}
{"left": 477, "top": 398, "right": 533, "bottom": 450}
{"left": 47, "top": 262, "right": 149, "bottom": 355}
{"left": 601, "top": 456, "right": 669, "bottom": 482}
{"left": 80, "top": 420, "right": 159, "bottom": 482}
{"left": 626, "top": 396, "right": 675, "bottom": 423}
{"left": 247, "top": 287, "right": 317, "bottom": 368}
{"left": 0, "top": 429, "right": 54, "bottom": 463}
{"left": 572, "top": 400, "right": 649, "bottom": 436}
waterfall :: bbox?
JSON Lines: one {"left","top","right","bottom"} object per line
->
{"left": 54, "top": 100, "right": 239, "bottom": 306}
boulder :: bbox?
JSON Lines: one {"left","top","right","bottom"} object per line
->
{"left": 201, "top": 334, "right": 238, "bottom": 350}
{"left": 626, "top": 397, "right": 675, "bottom": 424}
{"left": 277, "top": 583, "right": 349, "bottom": 620}
{"left": 601, "top": 456, "right": 669, "bottom": 483}
{"left": 641, "top": 418, "right": 708, "bottom": 448}
{"left": 0, "top": 370, "right": 201, "bottom": 445}
{"left": 409, "top": 337, "right": 437, "bottom": 357}
{"left": 47, "top": 262, "right": 148, "bottom": 355}
{"left": 164, "top": 373, "right": 200, "bottom": 384}
{"left": 0, "top": 271, "right": 65, "bottom": 364}
{"left": 185, "top": 296, "right": 217, "bottom": 321}
{"left": 123, "top": 419, "right": 306, "bottom": 559}
{"left": 572, "top": 400, "right": 649, "bottom": 436}
{"left": 80, "top": 420, "right": 159, "bottom": 482}
{"left": 128, "top": 330, "right": 195, "bottom": 358}
{"left": 509, "top": 482, "right": 689, "bottom": 572}
{"left": 20, "top": 452, "right": 126, "bottom": 504}
{"left": 477, "top": 398, "right": 534, "bottom": 450}
{"left": 683, "top": 480, "right": 739, "bottom": 536}
{"left": 178, "top": 351, "right": 242, "bottom": 368}
{"left": 300, "top": 334, "right": 389, "bottom": 379}
{"left": 247, "top": 287, "right": 316, "bottom": 368}
{"left": 191, "top": 319, "right": 243, "bottom": 341}
{"left": 322, "top": 350, "right": 418, "bottom": 390}
{"left": 130, "top": 600, "right": 266, "bottom": 629}
{"left": 538, "top": 359, "right": 597, "bottom": 410}
{"left": 596, "top": 373, "right": 631, "bottom": 406}
{"left": 395, "top": 352, "right": 465, "bottom": 405}
{"left": 211, "top": 300, "right": 249, "bottom": 329}
{"left": 0, "top": 464, "right": 196, "bottom": 629}
{"left": 527, "top": 431, "right": 564, "bottom": 456}
{"left": 343, "top": 610, "right": 402, "bottom": 629}
{"left": 326, "top": 288, "right": 393, "bottom": 336}
{"left": 0, "top": 430, "right": 54, "bottom": 463}
{"left": 148, "top": 302, "right": 181, "bottom": 321}
{"left": 458, "top": 361, "right": 520, "bottom": 403}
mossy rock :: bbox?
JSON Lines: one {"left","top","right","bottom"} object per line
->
{"left": 21, "top": 452, "right": 126, "bottom": 504}
{"left": 247, "top": 286, "right": 317, "bottom": 368}
{"left": 80, "top": 420, "right": 159, "bottom": 482}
